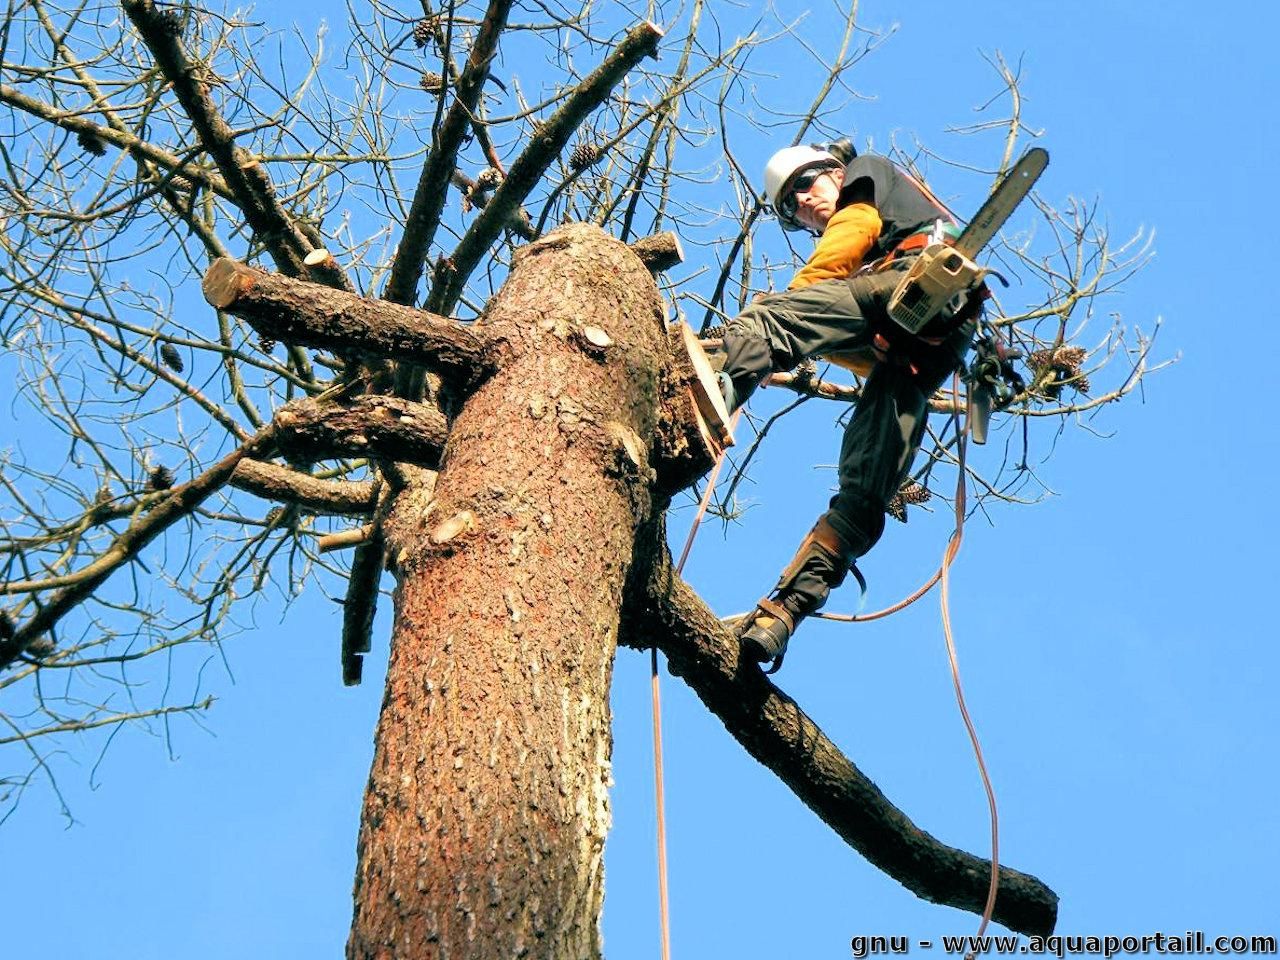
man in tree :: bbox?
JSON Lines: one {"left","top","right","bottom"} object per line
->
{"left": 717, "top": 141, "right": 981, "bottom": 670}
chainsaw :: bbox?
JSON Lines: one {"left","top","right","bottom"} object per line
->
{"left": 886, "top": 147, "right": 1048, "bottom": 335}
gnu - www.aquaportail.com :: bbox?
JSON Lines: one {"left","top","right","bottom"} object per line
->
{"left": 850, "top": 934, "right": 1278, "bottom": 959}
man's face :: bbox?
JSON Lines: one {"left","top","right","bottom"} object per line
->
{"left": 784, "top": 166, "right": 843, "bottom": 233}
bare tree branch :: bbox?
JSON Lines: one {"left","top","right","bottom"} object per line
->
{"left": 0, "top": 82, "right": 235, "bottom": 201}
{"left": 384, "top": 0, "right": 515, "bottom": 306}
{"left": 0, "top": 426, "right": 278, "bottom": 669}
{"left": 120, "top": 0, "right": 347, "bottom": 289}
{"left": 620, "top": 519, "right": 1059, "bottom": 937}
{"left": 230, "top": 459, "right": 377, "bottom": 515}
{"left": 430, "top": 21, "right": 664, "bottom": 313}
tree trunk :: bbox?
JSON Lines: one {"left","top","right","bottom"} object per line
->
{"left": 348, "top": 225, "right": 667, "bottom": 959}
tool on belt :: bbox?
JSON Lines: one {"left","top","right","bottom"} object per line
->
{"left": 965, "top": 330, "right": 1025, "bottom": 444}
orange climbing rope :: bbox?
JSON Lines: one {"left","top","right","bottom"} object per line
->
{"left": 939, "top": 397, "right": 1001, "bottom": 948}
{"left": 650, "top": 413, "right": 740, "bottom": 960}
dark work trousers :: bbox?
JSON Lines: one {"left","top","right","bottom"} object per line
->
{"left": 719, "top": 264, "right": 974, "bottom": 572}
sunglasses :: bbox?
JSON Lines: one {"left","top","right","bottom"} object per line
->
{"left": 779, "top": 168, "right": 829, "bottom": 220}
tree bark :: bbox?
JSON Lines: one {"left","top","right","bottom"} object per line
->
{"left": 348, "top": 224, "right": 667, "bottom": 959}
{"left": 230, "top": 459, "right": 377, "bottom": 515}
{"left": 272, "top": 395, "right": 448, "bottom": 468}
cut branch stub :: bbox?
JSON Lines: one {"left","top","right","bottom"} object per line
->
{"left": 272, "top": 395, "right": 448, "bottom": 468}
{"left": 578, "top": 326, "right": 613, "bottom": 352}
{"left": 429, "top": 510, "right": 476, "bottom": 545}
{"left": 628, "top": 231, "right": 684, "bottom": 273}
{"left": 202, "top": 258, "right": 495, "bottom": 390}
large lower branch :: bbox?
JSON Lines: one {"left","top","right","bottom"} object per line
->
{"left": 619, "top": 520, "right": 1059, "bottom": 937}
{"left": 431, "top": 21, "right": 664, "bottom": 313}
{"left": 202, "top": 258, "right": 494, "bottom": 389}
{"left": 273, "top": 395, "right": 447, "bottom": 468}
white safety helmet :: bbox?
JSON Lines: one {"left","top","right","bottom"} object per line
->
{"left": 763, "top": 145, "right": 842, "bottom": 231}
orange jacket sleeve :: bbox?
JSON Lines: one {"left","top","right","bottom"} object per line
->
{"left": 787, "top": 202, "right": 883, "bottom": 290}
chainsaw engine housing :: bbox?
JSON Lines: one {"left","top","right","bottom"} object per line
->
{"left": 886, "top": 243, "right": 986, "bottom": 334}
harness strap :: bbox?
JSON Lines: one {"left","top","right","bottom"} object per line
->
{"left": 882, "top": 221, "right": 962, "bottom": 263}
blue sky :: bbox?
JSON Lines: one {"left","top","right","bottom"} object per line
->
{"left": 4, "top": 1, "right": 1278, "bottom": 958}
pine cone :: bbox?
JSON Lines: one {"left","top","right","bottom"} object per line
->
{"left": 159, "top": 343, "right": 184, "bottom": 372}
{"left": 701, "top": 323, "right": 727, "bottom": 340}
{"left": 569, "top": 141, "right": 599, "bottom": 172}
{"left": 265, "top": 506, "right": 285, "bottom": 525}
{"left": 77, "top": 129, "right": 107, "bottom": 157}
{"left": 156, "top": 8, "right": 184, "bottom": 37}
{"left": 885, "top": 481, "right": 930, "bottom": 523}
{"left": 1028, "top": 344, "right": 1088, "bottom": 396}
{"left": 568, "top": 142, "right": 596, "bottom": 171}
{"left": 412, "top": 16, "right": 439, "bottom": 48}
{"left": 258, "top": 335, "right": 277, "bottom": 354}
{"left": 419, "top": 71, "right": 444, "bottom": 94}
{"left": 474, "top": 167, "right": 503, "bottom": 191}
{"left": 1028, "top": 344, "right": 1086, "bottom": 373}
{"left": 147, "top": 465, "right": 175, "bottom": 491}
{"left": 901, "top": 481, "right": 931, "bottom": 505}
{"left": 169, "top": 174, "right": 194, "bottom": 192}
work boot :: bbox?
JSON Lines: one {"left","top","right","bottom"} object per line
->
{"left": 737, "top": 514, "right": 858, "bottom": 672}
{"left": 738, "top": 593, "right": 808, "bottom": 670}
